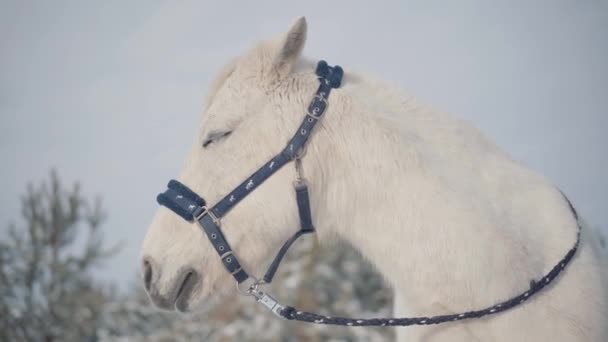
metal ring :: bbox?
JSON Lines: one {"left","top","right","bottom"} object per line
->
{"left": 236, "top": 276, "right": 260, "bottom": 296}
{"left": 294, "top": 145, "right": 307, "bottom": 160}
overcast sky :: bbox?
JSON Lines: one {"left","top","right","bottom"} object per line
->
{"left": 1, "top": 1, "right": 606, "bottom": 290}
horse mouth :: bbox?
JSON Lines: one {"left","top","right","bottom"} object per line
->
{"left": 174, "top": 271, "right": 199, "bottom": 312}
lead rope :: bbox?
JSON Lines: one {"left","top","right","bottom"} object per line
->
{"left": 244, "top": 195, "right": 581, "bottom": 326}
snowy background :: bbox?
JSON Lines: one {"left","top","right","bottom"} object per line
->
{"left": 1, "top": 0, "right": 607, "bottom": 293}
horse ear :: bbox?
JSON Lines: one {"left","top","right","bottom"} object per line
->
{"left": 272, "top": 16, "right": 307, "bottom": 78}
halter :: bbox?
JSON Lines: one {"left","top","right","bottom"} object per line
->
{"left": 156, "top": 60, "right": 581, "bottom": 327}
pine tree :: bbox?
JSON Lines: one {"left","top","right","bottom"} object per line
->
{"left": 0, "top": 171, "right": 120, "bottom": 341}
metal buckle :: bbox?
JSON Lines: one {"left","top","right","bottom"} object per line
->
{"left": 306, "top": 94, "right": 329, "bottom": 120}
{"left": 229, "top": 267, "right": 243, "bottom": 276}
{"left": 220, "top": 251, "right": 242, "bottom": 275}
{"left": 194, "top": 206, "right": 221, "bottom": 225}
{"left": 220, "top": 251, "right": 233, "bottom": 260}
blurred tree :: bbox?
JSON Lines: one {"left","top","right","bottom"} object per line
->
{"left": 0, "top": 170, "right": 120, "bottom": 342}
{"left": 99, "top": 238, "right": 394, "bottom": 342}
{"left": 0, "top": 170, "right": 394, "bottom": 341}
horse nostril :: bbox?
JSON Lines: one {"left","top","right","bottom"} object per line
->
{"left": 143, "top": 259, "right": 153, "bottom": 291}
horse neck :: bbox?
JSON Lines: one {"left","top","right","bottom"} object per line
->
{"left": 301, "top": 73, "right": 578, "bottom": 314}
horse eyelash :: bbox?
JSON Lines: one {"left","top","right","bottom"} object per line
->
{"left": 202, "top": 131, "right": 232, "bottom": 148}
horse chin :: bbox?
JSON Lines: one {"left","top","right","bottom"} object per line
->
{"left": 178, "top": 292, "right": 220, "bottom": 315}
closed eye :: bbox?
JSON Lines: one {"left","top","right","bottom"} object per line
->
{"left": 202, "top": 131, "right": 232, "bottom": 148}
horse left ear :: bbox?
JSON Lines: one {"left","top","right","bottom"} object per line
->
{"left": 272, "top": 16, "right": 307, "bottom": 78}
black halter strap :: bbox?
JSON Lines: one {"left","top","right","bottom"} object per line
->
{"left": 157, "top": 61, "right": 343, "bottom": 284}
{"left": 156, "top": 60, "right": 581, "bottom": 327}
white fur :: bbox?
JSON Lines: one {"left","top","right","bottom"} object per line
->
{"left": 141, "top": 17, "right": 608, "bottom": 341}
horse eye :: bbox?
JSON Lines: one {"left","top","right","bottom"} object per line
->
{"left": 202, "top": 131, "right": 232, "bottom": 148}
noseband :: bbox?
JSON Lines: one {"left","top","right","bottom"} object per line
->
{"left": 156, "top": 61, "right": 581, "bottom": 327}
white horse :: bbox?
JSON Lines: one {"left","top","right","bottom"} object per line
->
{"left": 141, "top": 17, "right": 607, "bottom": 341}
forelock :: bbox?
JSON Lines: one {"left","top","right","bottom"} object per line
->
{"left": 204, "top": 57, "right": 238, "bottom": 110}
{"left": 203, "top": 42, "right": 275, "bottom": 110}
